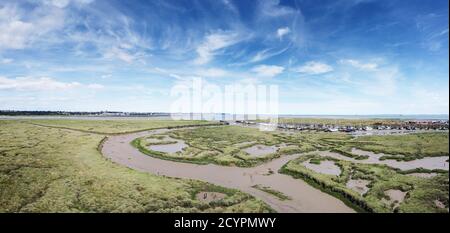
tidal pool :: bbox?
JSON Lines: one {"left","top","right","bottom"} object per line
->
{"left": 313, "top": 149, "right": 449, "bottom": 171}
{"left": 346, "top": 179, "right": 370, "bottom": 195}
{"left": 302, "top": 160, "right": 341, "bottom": 176}
{"left": 147, "top": 136, "right": 188, "bottom": 154}
{"left": 243, "top": 144, "right": 278, "bottom": 157}
{"left": 383, "top": 189, "right": 407, "bottom": 209}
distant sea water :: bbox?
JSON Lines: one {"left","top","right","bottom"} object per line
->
{"left": 1, "top": 114, "right": 448, "bottom": 121}
{"left": 180, "top": 113, "right": 449, "bottom": 121}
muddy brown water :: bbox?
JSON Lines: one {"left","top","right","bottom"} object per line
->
{"left": 243, "top": 144, "right": 278, "bottom": 157}
{"left": 383, "top": 189, "right": 407, "bottom": 209}
{"left": 302, "top": 160, "right": 342, "bottom": 176}
{"left": 147, "top": 136, "right": 188, "bottom": 154}
{"left": 346, "top": 179, "right": 370, "bottom": 195}
{"left": 101, "top": 128, "right": 354, "bottom": 213}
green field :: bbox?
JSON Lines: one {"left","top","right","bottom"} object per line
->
{"left": 0, "top": 120, "right": 272, "bottom": 213}
{"left": 133, "top": 126, "right": 319, "bottom": 167}
{"left": 133, "top": 125, "right": 449, "bottom": 167}
{"left": 313, "top": 132, "right": 449, "bottom": 161}
{"left": 280, "top": 154, "right": 449, "bottom": 213}
{"left": 23, "top": 119, "right": 216, "bottom": 134}
{"left": 351, "top": 133, "right": 449, "bottom": 160}
{"left": 1, "top": 119, "right": 448, "bottom": 213}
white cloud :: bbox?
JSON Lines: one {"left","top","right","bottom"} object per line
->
{"left": 0, "top": 19, "right": 34, "bottom": 50}
{"left": 277, "top": 27, "right": 290, "bottom": 40}
{"left": 294, "top": 61, "right": 333, "bottom": 75}
{"left": 339, "top": 59, "right": 378, "bottom": 71}
{"left": 0, "top": 76, "right": 103, "bottom": 91}
{"left": 251, "top": 65, "right": 284, "bottom": 77}
{"left": 1, "top": 58, "right": 13, "bottom": 64}
{"left": 45, "top": 0, "right": 70, "bottom": 8}
{"left": 43, "top": 0, "right": 94, "bottom": 8}
{"left": 0, "top": 76, "right": 80, "bottom": 90}
{"left": 249, "top": 47, "right": 289, "bottom": 63}
{"left": 360, "top": 67, "right": 399, "bottom": 96}
{"left": 0, "top": 3, "right": 65, "bottom": 50}
{"left": 104, "top": 47, "right": 136, "bottom": 63}
{"left": 194, "top": 32, "right": 240, "bottom": 65}
{"left": 196, "top": 68, "right": 229, "bottom": 78}
{"left": 260, "top": 0, "right": 297, "bottom": 17}
{"left": 87, "top": 84, "right": 104, "bottom": 89}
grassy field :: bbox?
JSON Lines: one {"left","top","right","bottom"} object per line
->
{"left": 351, "top": 133, "right": 449, "bottom": 160}
{"left": 133, "top": 125, "right": 449, "bottom": 166}
{"left": 2, "top": 119, "right": 447, "bottom": 213}
{"left": 280, "top": 154, "right": 449, "bottom": 213}
{"left": 22, "top": 119, "right": 216, "bottom": 134}
{"left": 0, "top": 120, "right": 272, "bottom": 213}
{"left": 133, "top": 126, "right": 320, "bottom": 167}
{"left": 315, "top": 132, "right": 449, "bottom": 161}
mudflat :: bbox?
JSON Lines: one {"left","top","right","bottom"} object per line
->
{"left": 314, "top": 150, "right": 449, "bottom": 171}
{"left": 102, "top": 128, "right": 355, "bottom": 213}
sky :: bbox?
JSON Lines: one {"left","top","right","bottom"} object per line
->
{"left": 0, "top": 0, "right": 448, "bottom": 114}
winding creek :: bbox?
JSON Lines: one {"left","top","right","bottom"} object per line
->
{"left": 101, "top": 126, "right": 449, "bottom": 213}
{"left": 101, "top": 128, "right": 355, "bottom": 213}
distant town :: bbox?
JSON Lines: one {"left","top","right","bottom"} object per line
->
{"left": 1, "top": 110, "right": 448, "bottom": 132}
{"left": 0, "top": 110, "right": 170, "bottom": 117}
{"left": 232, "top": 120, "right": 449, "bottom": 132}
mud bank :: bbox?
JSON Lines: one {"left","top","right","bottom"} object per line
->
{"left": 101, "top": 128, "right": 354, "bottom": 213}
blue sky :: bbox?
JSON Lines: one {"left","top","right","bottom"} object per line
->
{"left": 0, "top": 0, "right": 448, "bottom": 114}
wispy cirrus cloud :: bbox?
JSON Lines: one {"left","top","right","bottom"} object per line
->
{"left": 195, "top": 68, "right": 230, "bottom": 78}
{"left": 251, "top": 64, "right": 284, "bottom": 77}
{"left": 294, "top": 61, "right": 333, "bottom": 75}
{"left": 0, "top": 76, "right": 102, "bottom": 91}
{"left": 0, "top": 3, "right": 66, "bottom": 50}
{"left": 43, "top": 0, "right": 94, "bottom": 8}
{"left": 194, "top": 31, "right": 243, "bottom": 65}
{"left": 0, "top": 0, "right": 448, "bottom": 114}
{"left": 248, "top": 47, "right": 290, "bottom": 63}
{"left": 1, "top": 58, "right": 13, "bottom": 64}
{"left": 415, "top": 13, "right": 449, "bottom": 52}
{"left": 339, "top": 59, "right": 378, "bottom": 71}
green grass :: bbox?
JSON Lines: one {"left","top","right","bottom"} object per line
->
{"left": 23, "top": 119, "right": 218, "bottom": 134}
{"left": 351, "top": 133, "right": 449, "bottom": 160}
{"left": 3, "top": 119, "right": 446, "bottom": 213}
{"left": 133, "top": 126, "right": 319, "bottom": 167}
{"left": 251, "top": 185, "right": 292, "bottom": 201}
{"left": 133, "top": 125, "right": 449, "bottom": 166}
{"left": 290, "top": 131, "right": 448, "bottom": 161}
{"left": 0, "top": 120, "right": 272, "bottom": 213}
{"left": 280, "top": 154, "right": 449, "bottom": 213}
{"left": 309, "top": 158, "right": 322, "bottom": 165}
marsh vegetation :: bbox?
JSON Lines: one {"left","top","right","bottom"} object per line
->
{"left": 0, "top": 120, "right": 272, "bottom": 213}
{"left": 280, "top": 154, "right": 449, "bottom": 213}
{"left": 1, "top": 119, "right": 447, "bottom": 213}
{"left": 23, "top": 119, "right": 217, "bottom": 134}
{"left": 133, "top": 126, "right": 301, "bottom": 167}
